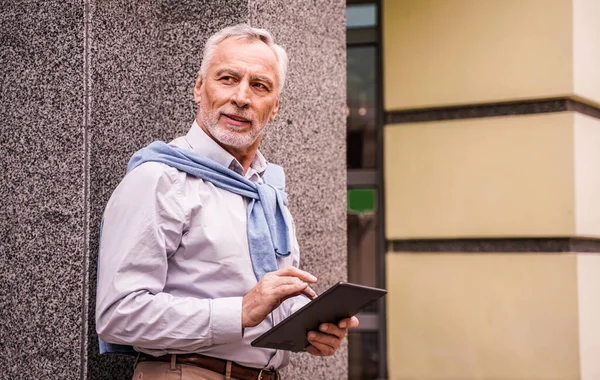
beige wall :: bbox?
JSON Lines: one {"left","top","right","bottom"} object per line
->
{"left": 577, "top": 255, "right": 600, "bottom": 380}
{"left": 574, "top": 0, "right": 600, "bottom": 106}
{"left": 386, "top": 253, "right": 580, "bottom": 380}
{"left": 383, "top": 1, "right": 600, "bottom": 379}
{"left": 383, "top": 0, "right": 573, "bottom": 111}
{"left": 384, "top": 112, "right": 577, "bottom": 239}
{"left": 574, "top": 115, "right": 600, "bottom": 237}
{"left": 384, "top": 0, "right": 600, "bottom": 111}
{"left": 384, "top": 112, "right": 600, "bottom": 240}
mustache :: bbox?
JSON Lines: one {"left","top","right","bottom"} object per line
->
{"left": 220, "top": 109, "right": 252, "bottom": 122}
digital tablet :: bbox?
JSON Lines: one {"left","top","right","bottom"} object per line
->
{"left": 251, "top": 282, "right": 387, "bottom": 352}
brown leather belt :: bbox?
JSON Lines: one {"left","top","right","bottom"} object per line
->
{"left": 137, "top": 353, "right": 280, "bottom": 380}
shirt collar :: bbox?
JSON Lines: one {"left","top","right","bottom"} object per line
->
{"left": 185, "top": 120, "right": 268, "bottom": 177}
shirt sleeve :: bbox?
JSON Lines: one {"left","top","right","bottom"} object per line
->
{"left": 95, "top": 163, "right": 243, "bottom": 351}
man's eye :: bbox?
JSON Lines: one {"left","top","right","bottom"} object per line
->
{"left": 253, "top": 83, "right": 268, "bottom": 90}
{"left": 220, "top": 76, "right": 233, "bottom": 82}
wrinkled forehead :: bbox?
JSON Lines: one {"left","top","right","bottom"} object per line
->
{"left": 210, "top": 38, "right": 280, "bottom": 82}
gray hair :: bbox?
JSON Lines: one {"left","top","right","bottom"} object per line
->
{"left": 200, "top": 24, "right": 289, "bottom": 93}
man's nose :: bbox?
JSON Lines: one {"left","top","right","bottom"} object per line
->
{"left": 231, "top": 82, "right": 251, "bottom": 108}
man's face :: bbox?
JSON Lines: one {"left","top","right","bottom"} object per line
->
{"left": 194, "top": 37, "right": 280, "bottom": 150}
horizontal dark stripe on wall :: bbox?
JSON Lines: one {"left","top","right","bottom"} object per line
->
{"left": 385, "top": 98, "right": 600, "bottom": 124}
{"left": 389, "top": 238, "right": 600, "bottom": 253}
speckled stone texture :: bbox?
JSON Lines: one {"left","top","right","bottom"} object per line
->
{"left": 249, "top": 1, "right": 348, "bottom": 379}
{"left": 86, "top": 1, "right": 248, "bottom": 379}
{"left": 0, "top": 2, "right": 85, "bottom": 380}
{"left": 1, "top": 0, "right": 346, "bottom": 378}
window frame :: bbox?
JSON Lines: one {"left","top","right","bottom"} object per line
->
{"left": 346, "top": 0, "right": 387, "bottom": 379}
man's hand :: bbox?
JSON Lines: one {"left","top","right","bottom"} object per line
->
{"left": 305, "top": 316, "right": 360, "bottom": 356}
{"left": 242, "top": 267, "right": 317, "bottom": 328}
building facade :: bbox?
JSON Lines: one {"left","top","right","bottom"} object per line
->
{"left": 379, "top": 1, "right": 600, "bottom": 379}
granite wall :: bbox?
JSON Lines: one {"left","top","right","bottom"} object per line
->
{"left": 0, "top": 1, "right": 346, "bottom": 379}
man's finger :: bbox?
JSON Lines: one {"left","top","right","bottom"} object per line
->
{"left": 269, "top": 276, "right": 318, "bottom": 297}
{"left": 268, "top": 275, "right": 312, "bottom": 289}
{"left": 338, "top": 316, "right": 359, "bottom": 329}
{"left": 308, "top": 331, "right": 340, "bottom": 350}
{"left": 319, "top": 323, "right": 346, "bottom": 339}
{"left": 274, "top": 283, "right": 309, "bottom": 298}
{"left": 274, "top": 267, "right": 317, "bottom": 283}
{"left": 307, "top": 332, "right": 337, "bottom": 356}
{"left": 280, "top": 285, "right": 317, "bottom": 303}
{"left": 304, "top": 344, "right": 323, "bottom": 356}
{"left": 301, "top": 285, "right": 317, "bottom": 299}
{"left": 271, "top": 276, "right": 308, "bottom": 287}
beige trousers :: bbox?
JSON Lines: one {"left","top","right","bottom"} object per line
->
{"left": 132, "top": 359, "right": 238, "bottom": 380}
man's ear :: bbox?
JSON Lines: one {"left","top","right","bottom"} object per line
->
{"left": 269, "top": 98, "right": 280, "bottom": 121}
{"left": 193, "top": 71, "right": 203, "bottom": 104}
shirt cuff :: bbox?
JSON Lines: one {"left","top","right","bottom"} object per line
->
{"left": 211, "top": 297, "right": 243, "bottom": 345}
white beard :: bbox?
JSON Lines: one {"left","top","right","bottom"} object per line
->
{"left": 201, "top": 108, "right": 266, "bottom": 149}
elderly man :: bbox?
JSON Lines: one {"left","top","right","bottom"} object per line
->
{"left": 96, "top": 24, "right": 358, "bottom": 380}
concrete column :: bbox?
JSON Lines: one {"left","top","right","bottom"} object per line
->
{"left": 0, "top": 1, "right": 347, "bottom": 379}
{"left": 0, "top": 2, "right": 85, "bottom": 380}
{"left": 248, "top": 2, "right": 348, "bottom": 377}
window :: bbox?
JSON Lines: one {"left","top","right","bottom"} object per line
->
{"left": 346, "top": 1, "right": 386, "bottom": 379}
{"left": 346, "top": 4, "right": 377, "bottom": 29}
{"left": 347, "top": 188, "right": 378, "bottom": 289}
{"left": 347, "top": 46, "right": 378, "bottom": 169}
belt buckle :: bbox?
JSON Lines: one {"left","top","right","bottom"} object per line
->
{"left": 258, "top": 368, "right": 278, "bottom": 380}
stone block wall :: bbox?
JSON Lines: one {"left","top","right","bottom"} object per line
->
{"left": 0, "top": 1, "right": 346, "bottom": 379}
